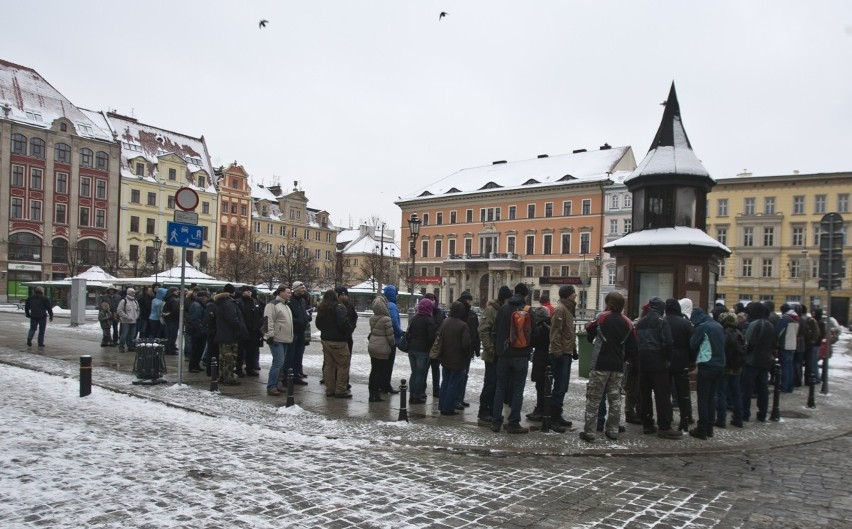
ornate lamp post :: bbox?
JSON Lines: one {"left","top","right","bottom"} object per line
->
{"left": 594, "top": 253, "right": 602, "bottom": 314}
{"left": 153, "top": 236, "right": 162, "bottom": 283}
{"left": 800, "top": 248, "right": 809, "bottom": 304}
{"left": 408, "top": 213, "right": 421, "bottom": 309}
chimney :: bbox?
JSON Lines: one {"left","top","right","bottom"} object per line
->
{"left": 492, "top": 160, "right": 507, "bottom": 165}
{"left": 572, "top": 149, "right": 587, "bottom": 154}
{"left": 600, "top": 143, "right": 612, "bottom": 150}
{"left": 736, "top": 169, "right": 753, "bottom": 178}
{"left": 537, "top": 154, "right": 548, "bottom": 158}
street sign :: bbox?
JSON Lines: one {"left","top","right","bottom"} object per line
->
{"left": 818, "top": 212, "right": 844, "bottom": 291}
{"left": 174, "top": 210, "right": 199, "bottom": 225}
{"left": 166, "top": 221, "right": 204, "bottom": 249}
{"left": 174, "top": 187, "right": 199, "bottom": 211}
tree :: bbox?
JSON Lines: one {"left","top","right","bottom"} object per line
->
{"left": 360, "top": 248, "right": 395, "bottom": 294}
{"left": 100, "top": 246, "right": 129, "bottom": 277}
{"left": 216, "top": 227, "right": 261, "bottom": 283}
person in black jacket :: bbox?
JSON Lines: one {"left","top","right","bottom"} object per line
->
{"left": 288, "top": 281, "right": 312, "bottom": 380}
{"left": 406, "top": 298, "right": 438, "bottom": 404}
{"left": 24, "top": 287, "right": 53, "bottom": 347}
{"left": 490, "top": 283, "right": 533, "bottom": 434}
{"left": 162, "top": 287, "right": 181, "bottom": 355}
{"left": 423, "top": 292, "right": 445, "bottom": 398}
{"left": 454, "top": 291, "right": 480, "bottom": 409}
{"left": 665, "top": 298, "right": 694, "bottom": 432}
{"left": 635, "top": 297, "right": 682, "bottom": 439}
{"left": 237, "top": 286, "right": 263, "bottom": 378}
{"left": 214, "top": 284, "right": 247, "bottom": 386}
{"left": 317, "top": 289, "right": 353, "bottom": 398}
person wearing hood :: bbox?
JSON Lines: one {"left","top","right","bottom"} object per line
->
{"left": 476, "top": 285, "right": 511, "bottom": 426}
{"left": 490, "top": 283, "right": 534, "bottom": 435}
{"left": 214, "top": 284, "right": 248, "bottom": 386}
{"left": 742, "top": 302, "right": 775, "bottom": 422}
{"left": 148, "top": 287, "right": 167, "bottom": 339}
{"left": 423, "top": 292, "right": 445, "bottom": 398}
{"left": 546, "top": 284, "right": 578, "bottom": 429}
{"left": 116, "top": 288, "right": 140, "bottom": 353}
{"left": 406, "top": 298, "right": 438, "bottom": 404}
{"left": 716, "top": 312, "right": 746, "bottom": 429}
{"left": 24, "top": 286, "right": 53, "bottom": 347}
{"left": 433, "top": 301, "right": 472, "bottom": 416}
{"left": 381, "top": 285, "right": 402, "bottom": 394}
{"left": 162, "top": 287, "right": 182, "bottom": 355}
{"left": 100, "top": 287, "right": 122, "bottom": 344}
{"left": 454, "top": 291, "right": 480, "bottom": 410}
{"left": 635, "top": 297, "right": 681, "bottom": 439}
{"left": 665, "top": 298, "right": 694, "bottom": 432}
{"left": 688, "top": 307, "right": 726, "bottom": 440}
{"left": 368, "top": 296, "right": 398, "bottom": 402}
{"left": 775, "top": 303, "right": 800, "bottom": 393}
{"left": 187, "top": 291, "right": 209, "bottom": 373}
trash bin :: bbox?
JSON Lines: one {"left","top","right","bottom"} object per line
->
{"left": 577, "top": 332, "right": 594, "bottom": 379}
{"left": 132, "top": 338, "right": 167, "bottom": 385}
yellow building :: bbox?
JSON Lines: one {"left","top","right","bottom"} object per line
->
{"left": 707, "top": 171, "right": 851, "bottom": 324}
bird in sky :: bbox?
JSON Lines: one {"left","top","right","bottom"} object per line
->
{"left": 438, "top": 12, "right": 448, "bottom": 21}
{"left": 259, "top": 19, "right": 269, "bottom": 29}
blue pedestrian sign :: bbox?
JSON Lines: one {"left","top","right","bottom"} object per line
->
{"left": 166, "top": 221, "right": 204, "bottom": 249}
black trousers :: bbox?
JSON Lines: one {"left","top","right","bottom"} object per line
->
{"left": 639, "top": 368, "right": 673, "bottom": 430}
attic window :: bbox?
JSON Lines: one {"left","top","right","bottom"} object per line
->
{"left": 557, "top": 174, "right": 575, "bottom": 182}
{"left": 446, "top": 187, "right": 461, "bottom": 193}
{"left": 25, "top": 111, "right": 43, "bottom": 122}
{"left": 77, "top": 123, "right": 94, "bottom": 136}
{"left": 479, "top": 182, "right": 502, "bottom": 190}
{"left": 418, "top": 191, "right": 433, "bottom": 197}
{"left": 523, "top": 179, "right": 540, "bottom": 185}
{"left": 60, "top": 123, "right": 67, "bottom": 132}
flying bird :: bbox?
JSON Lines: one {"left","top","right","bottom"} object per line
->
{"left": 259, "top": 19, "right": 269, "bottom": 28}
{"left": 438, "top": 12, "right": 448, "bottom": 21}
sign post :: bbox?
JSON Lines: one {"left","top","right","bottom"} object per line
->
{"left": 168, "top": 187, "right": 200, "bottom": 386}
{"left": 818, "top": 212, "right": 844, "bottom": 395}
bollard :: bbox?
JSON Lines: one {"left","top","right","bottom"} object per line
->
{"left": 807, "top": 370, "right": 817, "bottom": 409}
{"left": 398, "top": 379, "right": 409, "bottom": 422}
{"left": 80, "top": 355, "right": 92, "bottom": 397}
{"left": 770, "top": 359, "right": 782, "bottom": 421}
{"left": 209, "top": 356, "right": 219, "bottom": 392}
{"left": 286, "top": 368, "right": 295, "bottom": 407}
{"left": 821, "top": 352, "right": 830, "bottom": 395}
{"left": 541, "top": 364, "right": 553, "bottom": 433}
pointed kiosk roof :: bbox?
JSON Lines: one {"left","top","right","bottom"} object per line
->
{"left": 624, "top": 82, "right": 713, "bottom": 189}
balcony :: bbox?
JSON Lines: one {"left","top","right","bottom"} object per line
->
{"left": 446, "top": 252, "right": 521, "bottom": 261}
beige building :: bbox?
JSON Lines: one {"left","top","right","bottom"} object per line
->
{"left": 336, "top": 224, "right": 400, "bottom": 292}
{"left": 707, "top": 171, "right": 851, "bottom": 324}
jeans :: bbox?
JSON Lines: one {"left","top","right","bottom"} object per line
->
{"left": 266, "top": 341, "right": 289, "bottom": 391}
{"left": 492, "top": 356, "right": 529, "bottom": 427}
{"left": 715, "top": 372, "right": 743, "bottom": 424}
{"left": 27, "top": 317, "right": 48, "bottom": 345}
{"left": 440, "top": 367, "right": 466, "bottom": 413}
{"left": 779, "top": 349, "right": 794, "bottom": 392}
{"left": 804, "top": 346, "right": 820, "bottom": 385}
{"left": 110, "top": 319, "right": 119, "bottom": 343}
{"left": 119, "top": 322, "right": 137, "bottom": 350}
{"left": 290, "top": 332, "right": 306, "bottom": 376}
{"left": 550, "top": 355, "right": 572, "bottom": 415}
{"left": 696, "top": 365, "right": 724, "bottom": 436}
{"left": 477, "top": 361, "right": 497, "bottom": 420}
{"left": 407, "top": 350, "right": 430, "bottom": 399}
{"left": 136, "top": 317, "right": 147, "bottom": 339}
{"left": 428, "top": 358, "right": 441, "bottom": 395}
{"left": 740, "top": 365, "right": 769, "bottom": 421}
{"left": 369, "top": 357, "right": 391, "bottom": 397}
{"left": 670, "top": 369, "right": 693, "bottom": 422}
{"left": 454, "top": 357, "right": 472, "bottom": 405}
{"left": 165, "top": 320, "right": 179, "bottom": 354}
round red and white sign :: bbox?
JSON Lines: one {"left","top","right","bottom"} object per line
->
{"left": 174, "top": 187, "right": 199, "bottom": 211}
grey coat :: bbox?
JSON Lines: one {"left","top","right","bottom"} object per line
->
{"left": 368, "top": 297, "right": 395, "bottom": 360}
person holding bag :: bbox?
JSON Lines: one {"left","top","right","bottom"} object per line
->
{"left": 367, "top": 296, "right": 396, "bottom": 402}
{"left": 432, "top": 301, "right": 471, "bottom": 416}
{"left": 407, "top": 298, "right": 438, "bottom": 404}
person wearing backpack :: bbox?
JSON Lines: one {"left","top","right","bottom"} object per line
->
{"left": 795, "top": 304, "right": 819, "bottom": 387}
{"left": 115, "top": 288, "right": 140, "bottom": 353}
{"left": 715, "top": 313, "right": 746, "bottom": 428}
{"left": 490, "top": 283, "right": 534, "bottom": 434}
{"left": 742, "top": 302, "right": 775, "bottom": 422}
{"left": 529, "top": 305, "right": 565, "bottom": 432}
{"left": 635, "top": 297, "right": 682, "bottom": 439}
{"left": 688, "top": 307, "right": 726, "bottom": 440}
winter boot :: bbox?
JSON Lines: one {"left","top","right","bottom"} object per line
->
{"left": 526, "top": 405, "right": 543, "bottom": 422}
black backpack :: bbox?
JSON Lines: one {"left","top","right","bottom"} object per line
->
{"left": 725, "top": 328, "right": 747, "bottom": 370}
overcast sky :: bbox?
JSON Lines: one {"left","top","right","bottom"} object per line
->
{"left": 3, "top": 1, "right": 851, "bottom": 235}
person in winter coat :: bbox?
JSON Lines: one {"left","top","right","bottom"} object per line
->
{"left": 98, "top": 301, "right": 113, "bottom": 346}
{"left": 236, "top": 287, "right": 263, "bottom": 378}
{"left": 263, "top": 286, "right": 293, "bottom": 396}
{"left": 288, "top": 281, "right": 311, "bottom": 379}
{"left": 213, "top": 284, "right": 248, "bottom": 386}
{"left": 187, "top": 291, "right": 209, "bottom": 373}
{"left": 665, "top": 298, "right": 694, "bottom": 432}
{"left": 742, "top": 302, "right": 775, "bottom": 422}
{"left": 775, "top": 303, "right": 800, "bottom": 393}
{"left": 381, "top": 285, "right": 402, "bottom": 394}
{"left": 799, "top": 304, "right": 821, "bottom": 386}
{"left": 24, "top": 287, "right": 54, "bottom": 347}
{"left": 424, "top": 292, "right": 445, "bottom": 398}
{"left": 491, "top": 283, "right": 534, "bottom": 434}
{"left": 580, "top": 292, "right": 638, "bottom": 442}
{"left": 689, "top": 307, "right": 726, "bottom": 440}
{"left": 406, "top": 298, "right": 438, "bottom": 404}
{"left": 546, "top": 284, "right": 578, "bottom": 429}
{"left": 135, "top": 286, "right": 152, "bottom": 340}
{"left": 476, "top": 285, "right": 511, "bottom": 425}
{"left": 317, "top": 289, "right": 353, "bottom": 398}
{"left": 162, "top": 287, "right": 182, "bottom": 355}
{"left": 100, "top": 287, "right": 122, "bottom": 344}
{"left": 148, "top": 287, "right": 166, "bottom": 339}
{"left": 116, "top": 288, "right": 141, "bottom": 353}
{"left": 454, "top": 291, "right": 480, "bottom": 409}
{"left": 529, "top": 306, "right": 565, "bottom": 433}
{"left": 635, "top": 297, "right": 681, "bottom": 439}
{"left": 434, "top": 301, "right": 472, "bottom": 416}
{"left": 367, "top": 296, "right": 396, "bottom": 402}
{"left": 715, "top": 312, "right": 746, "bottom": 429}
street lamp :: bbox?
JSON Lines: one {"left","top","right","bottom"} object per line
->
{"left": 579, "top": 252, "right": 589, "bottom": 317}
{"left": 408, "top": 213, "right": 421, "bottom": 309}
{"left": 800, "top": 248, "right": 809, "bottom": 304}
{"left": 153, "top": 236, "right": 162, "bottom": 283}
{"left": 594, "top": 253, "right": 602, "bottom": 313}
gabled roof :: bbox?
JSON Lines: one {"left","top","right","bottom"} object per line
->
{"left": 0, "top": 59, "right": 112, "bottom": 141}
{"left": 625, "top": 83, "right": 712, "bottom": 185}
{"left": 397, "top": 146, "right": 635, "bottom": 203}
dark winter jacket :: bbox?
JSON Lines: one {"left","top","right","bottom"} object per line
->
{"left": 665, "top": 298, "right": 694, "bottom": 371}
{"left": 187, "top": 298, "right": 207, "bottom": 337}
{"left": 689, "top": 308, "right": 726, "bottom": 369}
{"left": 775, "top": 309, "right": 800, "bottom": 351}
{"left": 463, "top": 304, "right": 481, "bottom": 357}
{"left": 138, "top": 291, "right": 152, "bottom": 320}
{"left": 213, "top": 293, "right": 246, "bottom": 345}
{"left": 635, "top": 297, "right": 673, "bottom": 372}
{"left": 530, "top": 306, "right": 552, "bottom": 382}
{"left": 744, "top": 316, "right": 776, "bottom": 370}
{"left": 407, "top": 313, "right": 437, "bottom": 353}
{"left": 495, "top": 293, "right": 533, "bottom": 358}
{"left": 288, "top": 294, "right": 311, "bottom": 334}
{"left": 435, "top": 302, "right": 472, "bottom": 371}
{"left": 99, "top": 290, "right": 121, "bottom": 313}
{"left": 585, "top": 310, "right": 638, "bottom": 373}
{"left": 720, "top": 313, "right": 746, "bottom": 375}
{"left": 238, "top": 295, "right": 263, "bottom": 338}
{"left": 24, "top": 292, "right": 53, "bottom": 319}
{"left": 163, "top": 290, "right": 181, "bottom": 323}
{"left": 316, "top": 302, "right": 351, "bottom": 342}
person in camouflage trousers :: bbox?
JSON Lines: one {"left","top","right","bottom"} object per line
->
{"left": 580, "top": 292, "right": 638, "bottom": 442}
{"left": 213, "top": 284, "right": 248, "bottom": 386}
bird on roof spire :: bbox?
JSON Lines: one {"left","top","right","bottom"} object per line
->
{"left": 439, "top": 12, "right": 448, "bottom": 21}
{"left": 259, "top": 19, "right": 269, "bottom": 29}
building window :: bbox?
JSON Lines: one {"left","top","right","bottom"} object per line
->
{"left": 506, "top": 236, "right": 515, "bottom": 254}
{"left": 793, "top": 195, "right": 805, "bottom": 214}
{"left": 450, "top": 211, "right": 457, "bottom": 224}
{"left": 762, "top": 258, "right": 773, "bottom": 277}
{"left": 146, "top": 218, "right": 155, "bottom": 234}
{"left": 30, "top": 138, "right": 45, "bottom": 159}
{"left": 526, "top": 235, "right": 535, "bottom": 255}
{"left": 717, "top": 198, "right": 728, "bottom": 216}
{"left": 147, "top": 192, "right": 156, "bottom": 206}
{"left": 55, "top": 204, "right": 67, "bottom": 224}
{"left": 742, "top": 258, "right": 753, "bottom": 277}
{"left": 525, "top": 266, "right": 534, "bottom": 277}
{"left": 763, "top": 227, "right": 774, "bottom": 246}
{"left": 839, "top": 193, "right": 850, "bottom": 213}
{"left": 464, "top": 238, "right": 472, "bottom": 255}
{"left": 764, "top": 197, "right": 776, "bottom": 214}
{"left": 609, "top": 219, "right": 618, "bottom": 234}
{"left": 304, "top": 229, "right": 310, "bottom": 240}
{"left": 96, "top": 180, "right": 106, "bottom": 200}
{"left": 542, "top": 265, "right": 551, "bottom": 277}
{"left": 744, "top": 197, "right": 755, "bottom": 216}
{"left": 435, "top": 239, "right": 442, "bottom": 257}
{"left": 79, "top": 207, "right": 90, "bottom": 227}
{"left": 464, "top": 209, "right": 472, "bottom": 223}
{"left": 543, "top": 234, "right": 552, "bottom": 255}
{"left": 580, "top": 233, "right": 590, "bottom": 254}
{"left": 561, "top": 233, "right": 571, "bottom": 254}
{"left": 743, "top": 227, "right": 754, "bottom": 247}
{"left": 95, "top": 209, "right": 106, "bottom": 228}
{"left": 448, "top": 239, "right": 456, "bottom": 256}
{"left": 80, "top": 148, "right": 93, "bottom": 168}
{"left": 815, "top": 194, "right": 826, "bottom": 214}
{"left": 197, "top": 175, "right": 205, "bottom": 187}
{"left": 135, "top": 162, "right": 144, "bottom": 176}
{"left": 31, "top": 168, "right": 43, "bottom": 190}
{"left": 291, "top": 227, "right": 297, "bottom": 237}
{"left": 231, "top": 203, "right": 238, "bottom": 214}
{"left": 231, "top": 179, "right": 239, "bottom": 189}
{"left": 11, "top": 133, "right": 27, "bottom": 154}
{"left": 421, "top": 239, "right": 428, "bottom": 258}
{"left": 624, "top": 194, "right": 632, "bottom": 208}
{"left": 56, "top": 172, "right": 68, "bottom": 193}
{"left": 130, "top": 189, "right": 140, "bottom": 203}
{"left": 202, "top": 201, "right": 210, "bottom": 214}
{"left": 422, "top": 213, "right": 429, "bottom": 226}
{"left": 790, "top": 259, "right": 802, "bottom": 279}
{"left": 8, "top": 232, "right": 42, "bottom": 261}
{"left": 716, "top": 227, "right": 727, "bottom": 245}
{"left": 610, "top": 195, "right": 619, "bottom": 210}
{"left": 436, "top": 212, "right": 443, "bottom": 225}
{"left": 168, "top": 168, "right": 177, "bottom": 181}
{"left": 30, "top": 200, "right": 42, "bottom": 221}
{"left": 130, "top": 216, "right": 140, "bottom": 232}
{"left": 167, "top": 196, "right": 175, "bottom": 209}
{"left": 527, "top": 204, "right": 536, "bottom": 219}
{"left": 222, "top": 201, "right": 230, "bottom": 214}
{"left": 80, "top": 177, "right": 91, "bottom": 197}
{"left": 623, "top": 219, "right": 632, "bottom": 234}
{"left": 11, "top": 198, "right": 23, "bottom": 219}
{"left": 11, "top": 165, "right": 24, "bottom": 186}
{"left": 96, "top": 151, "right": 109, "bottom": 170}
{"left": 719, "top": 261, "right": 725, "bottom": 277}
{"left": 792, "top": 226, "right": 805, "bottom": 246}
{"left": 608, "top": 267, "right": 616, "bottom": 284}
{"left": 221, "top": 225, "right": 228, "bottom": 238}
{"left": 508, "top": 206, "right": 516, "bottom": 220}
{"left": 127, "top": 244, "right": 138, "bottom": 261}
{"left": 55, "top": 143, "right": 71, "bottom": 163}
{"left": 545, "top": 203, "right": 553, "bottom": 217}
{"left": 561, "top": 265, "right": 571, "bottom": 276}
{"left": 563, "top": 201, "right": 572, "bottom": 216}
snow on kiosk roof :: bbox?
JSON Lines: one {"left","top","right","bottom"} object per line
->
{"left": 604, "top": 227, "right": 731, "bottom": 255}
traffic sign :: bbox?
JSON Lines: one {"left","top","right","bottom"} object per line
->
{"left": 174, "top": 187, "right": 199, "bottom": 211}
{"left": 166, "top": 221, "right": 204, "bottom": 249}
{"left": 174, "top": 210, "right": 199, "bottom": 225}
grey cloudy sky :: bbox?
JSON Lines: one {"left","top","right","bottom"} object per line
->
{"left": 3, "top": 1, "right": 851, "bottom": 235}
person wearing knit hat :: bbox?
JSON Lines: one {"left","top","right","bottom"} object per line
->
{"left": 287, "top": 280, "right": 311, "bottom": 381}
{"left": 665, "top": 297, "right": 694, "bottom": 432}
{"left": 635, "top": 297, "right": 682, "bottom": 439}
{"left": 292, "top": 281, "right": 305, "bottom": 293}
{"left": 475, "top": 285, "right": 511, "bottom": 426}
{"left": 223, "top": 283, "right": 236, "bottom": 294}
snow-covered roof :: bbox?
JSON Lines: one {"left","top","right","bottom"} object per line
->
{"left": 0, "top": 59, "right": 112, "bottom": 141}
{"left": 398, "top": 146, "right": 634, "bottom": 202}
{"left": 604, "top": 227, "right": 731, "bottom": 255}
{"left": 343, "top": 236, "right": 399, "bottom": 256}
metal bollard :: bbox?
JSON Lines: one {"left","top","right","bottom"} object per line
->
{"left": 209, "top": 356, "right": 219, "bottom": 392}
{"left": 807, "top": 370, "right": 817, "bottom": 409}
{"left": 398, "top": 379, "right": 409, "bottom": 422}
{"left": 286, "top": 368, "right": 295, "bottom": 407}
{"left": 80, "top": 355, "right": 92, "bottom": 397}
{"left": 770, "top": 359, "right": 782, "bottom": 421}
{"left": 821, "top": 352, "right": 830, "bottom": 395}
{"left": 541, "top": 364, "right": 553, "bottom": 433}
